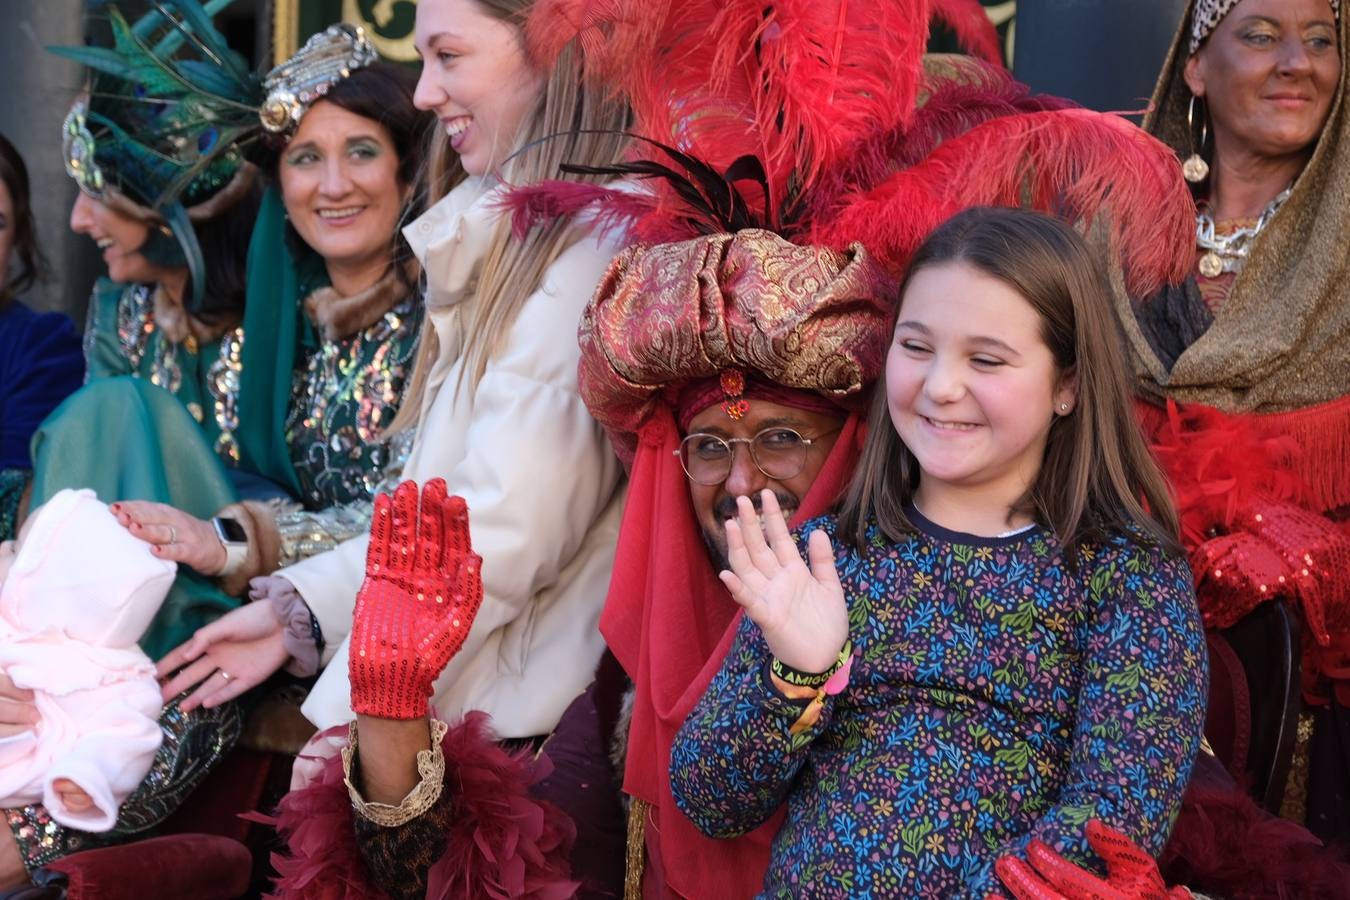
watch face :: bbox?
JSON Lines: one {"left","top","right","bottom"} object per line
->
{"left": 216, "top": 517, "right": 248, "bottom": 544}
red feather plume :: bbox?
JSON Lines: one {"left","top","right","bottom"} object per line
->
{"left": 502, "top": 180, "right": 657, "bottom": 241}
{"left": 807, "top": 107, "right": 1196, "bottom": 295}
{"left": 929, "top": 0, "right": 1005, "bottom": 64}
{"left": 511, "top": 0, "right": 1197, "bottom": 301}
{"left": 812, "top": 58, "right": 1074, "bottom": 217}
{"left": 1148, "top": 400, "right": 1306, "bottom": 547}
{"left": 532, "top": 0, "right": 933, "bottom": 212}
{"left": 524, "top": 0, "right": 667, "bottom": 83}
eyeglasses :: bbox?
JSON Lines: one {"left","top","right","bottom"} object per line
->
{"left": 674, "top": 427, "right": 830, "bottom": 486}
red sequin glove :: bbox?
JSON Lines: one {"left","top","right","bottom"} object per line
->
{"left": 994, "top": 820, "right": 1190, "bottom": 900}
{"left": 349, "top": 479, "right": 484, "bottom": 720}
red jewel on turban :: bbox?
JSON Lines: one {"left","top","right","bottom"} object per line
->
{"left": 720, "top": 369, "right": 749, "bottom": 420}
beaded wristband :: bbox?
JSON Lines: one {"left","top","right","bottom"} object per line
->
{"left": 771, "top": 639, "right": 853, "bottom": 690}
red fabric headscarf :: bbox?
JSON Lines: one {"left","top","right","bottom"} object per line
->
{"left": 579, "top": 229, "right": 891, "bottom": 898}
{"left": 600, "top": 407, "right": 867, "bottom": 899}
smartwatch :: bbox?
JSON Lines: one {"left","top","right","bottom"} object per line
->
{"left": 212, "top": 516, "right": 249, "bottom": 577}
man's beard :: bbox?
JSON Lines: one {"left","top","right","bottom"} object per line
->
{"left": 701, "top": 490, "right": 800, "bottom": 574}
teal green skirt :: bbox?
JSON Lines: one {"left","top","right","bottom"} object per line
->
{"left": 30, "top": 377, "right": 242, "bottom": 660}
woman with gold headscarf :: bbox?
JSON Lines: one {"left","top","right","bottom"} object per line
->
{"left": 1117, "top": 0, "right": 1350, "bottom": 851}
{"left": 989, "top": 6, "right": 1350, "bottom": 893}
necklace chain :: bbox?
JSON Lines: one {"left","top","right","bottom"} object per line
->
{"left": 1195, "top": 186, "right": 1292, "bottom": 276}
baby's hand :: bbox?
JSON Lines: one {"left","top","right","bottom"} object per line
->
{"left": 53, "top": 778, "right": 94, "bottom": 813}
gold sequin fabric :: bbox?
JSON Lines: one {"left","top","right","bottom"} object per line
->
{"left": 4, "top": 697, "right": 241, "bottom": 873}
{"left": 108, "top": 282, "right": 245, "bottom": 452}
{"left": 284, "top": 296, "right": 422, "bottom": 508}
{"left": 578, "top": 229, "right": 892, "bottom": 461}
{"left": 1118, "top": 1, "right": 1350, "bottom": 414}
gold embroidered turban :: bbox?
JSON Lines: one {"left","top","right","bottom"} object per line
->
{"left": 578, "top": 229, "right": 892, "bottom": 462}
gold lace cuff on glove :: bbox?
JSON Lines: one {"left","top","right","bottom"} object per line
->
{"left": 342, "top": 718, "right": 449, "bottom": 828}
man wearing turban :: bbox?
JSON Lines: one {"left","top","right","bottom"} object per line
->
{"left": 577, "top": 229, "right": 892, "bottom": 898}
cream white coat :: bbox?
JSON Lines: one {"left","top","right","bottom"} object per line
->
{"left": 280, "top": 178, "right": 625, "bottom": 738}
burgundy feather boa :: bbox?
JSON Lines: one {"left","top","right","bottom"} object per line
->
{"left": 250, "top": 713, "right": 578, "bottom": 899}
{"left": 1162, "top": 757, "right": 1350, "bottom": 899}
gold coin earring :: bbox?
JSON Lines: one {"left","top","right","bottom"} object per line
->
{"left": 1183, "top": 94, "right": 1210, "bottom": 184}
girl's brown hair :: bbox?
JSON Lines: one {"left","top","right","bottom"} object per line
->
{"left": 0, "top": 132, "right": 50, "bottom": 305}
{"left": 390, "top": 0, "right": 631, "bottom": 430}
{"left": 837, "top": 206, "right": 1181, "bottom": 558}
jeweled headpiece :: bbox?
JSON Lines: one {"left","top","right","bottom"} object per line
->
{"left": 51, "top": 0, "right": 264, "bottom": 308}
{"left": 260, "top": 24, "right": 378, "bottom": 134}
{"left": 51, "top": 2, "right": 379, "bottom": 310}
{"left": 52, "top": 1, "right": 262, "bottom": 213}
{"left": 61, "top": 102, "right": 105, "bottom": 199}
{"left": 1190, "top": 0, "right": 1341, "bottom": 53}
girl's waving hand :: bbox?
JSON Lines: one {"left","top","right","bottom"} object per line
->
{"left": 719, "top": 490, "right": 848, "bottom": 675}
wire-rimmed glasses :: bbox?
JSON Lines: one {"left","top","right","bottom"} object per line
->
{"left": 674, "top": 426, "right": 826, "bottom": 486}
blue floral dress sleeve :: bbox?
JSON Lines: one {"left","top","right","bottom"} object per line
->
{"left": 967, "top": 536, "right": 1208, "bottom": 893}
{"left": 669, "top": 540, "right": 846, "bottom": 839}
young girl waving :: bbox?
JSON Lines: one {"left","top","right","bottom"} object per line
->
{"left": 669, "top": 207, "right": 1208, "bottom": 898}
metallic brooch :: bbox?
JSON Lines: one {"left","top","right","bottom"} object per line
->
{"left": 259, "top": 23, "right": 378, "bottom": 134}
{"left": 62, "top": 101, "right": 106, "bottom": 198}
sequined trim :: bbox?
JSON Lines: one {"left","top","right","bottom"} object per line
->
{"left": 113, "top": 282, "right": 245, "bottom": 461}
{"left": 270, "top": 429, "right": 414, "bottom": 568}
{"left": 4, "top": 696, "right": 243, "bottom": 874}
{"left": 286, "top": 299, "right": 420, "bottom": 509}
{"left": 115, "top": 284, "right": 155, "bottom": 374}
{"left": 207, "top": 327, "right": 245, "bottom": 462}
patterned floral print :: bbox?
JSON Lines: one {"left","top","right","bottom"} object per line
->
{"left": 671, "top": 509, "right": 1208, "bottom": 899}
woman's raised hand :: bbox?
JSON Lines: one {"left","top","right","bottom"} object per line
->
{"left": 720, "top": 490, "right": 848, "bottom": 675}
{"left": 155, "top": 600, "right": 289, "bottom": 711}
{"left": 112, "top": 500, "right": 227, "bottom": 576}
{"left": 349, "top": 480, "right": 484, "bottom": 721}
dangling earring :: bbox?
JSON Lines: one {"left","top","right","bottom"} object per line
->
{"left": 1183, "top": 95, "right": 1210, "bottom": 184}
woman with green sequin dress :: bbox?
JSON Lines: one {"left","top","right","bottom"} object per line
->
{"left": 101, "top": 61, "right": 433, "bottom": 619}
{"left": 0, "top": 12, "right": 431, "bottom": 886}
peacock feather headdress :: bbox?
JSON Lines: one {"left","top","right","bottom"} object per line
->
{"left": 52, "top": 1, "right": 376, "bottom": 310}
